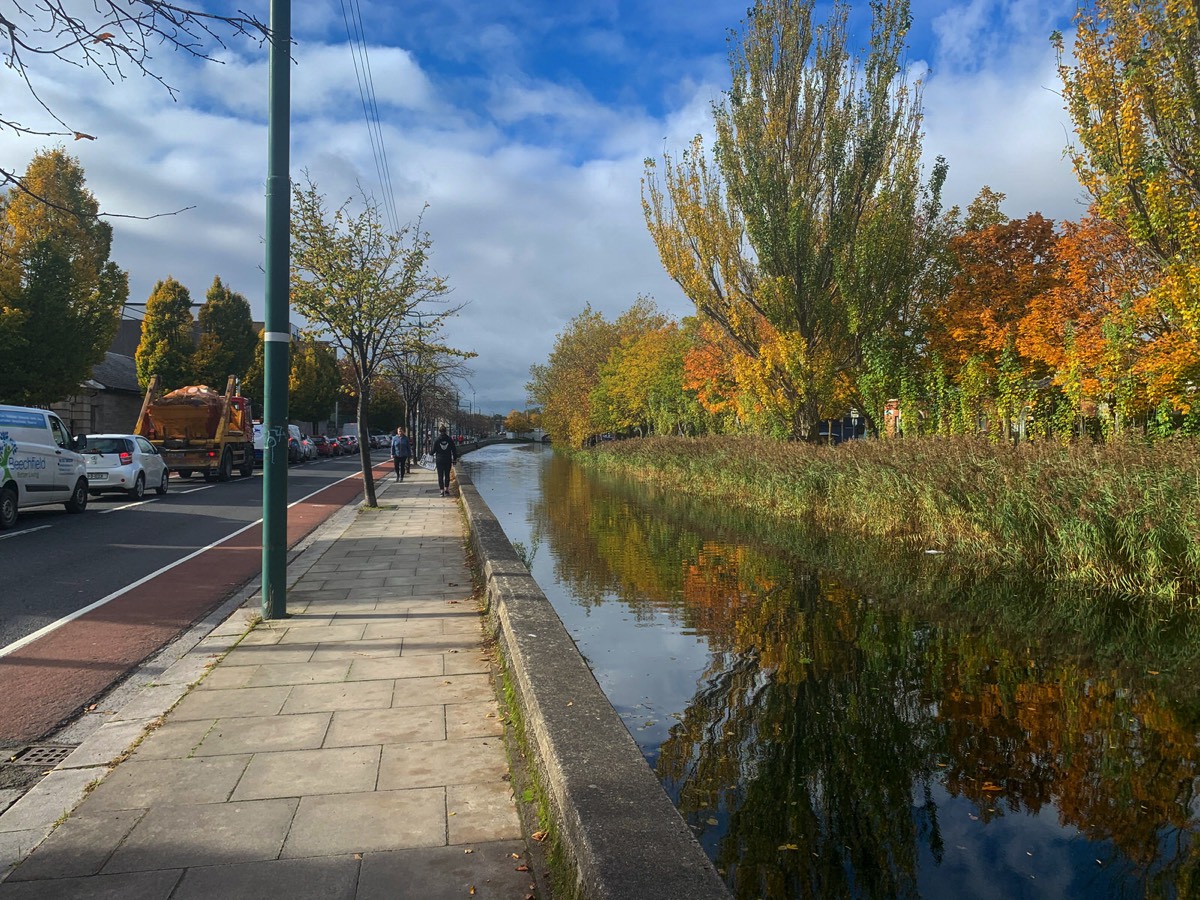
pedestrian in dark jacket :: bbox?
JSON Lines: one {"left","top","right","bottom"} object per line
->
{"left": 390, "top": 427, "right": 411, "bottom": 482}
{"left": 432, "top": 425, "right": 458, "bottom": 496}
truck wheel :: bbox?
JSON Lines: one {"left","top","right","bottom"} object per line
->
{"left": 239, "top": 450, "right": 254, "bottom": 478}
{"left": 177, "top": 469, "right": 193, "bottom": 479}
{"left": 65, "top": 478, "right": 88, "bottom": 513}
{"left": 217, "top": 448, "right": 234, "bottom": 482}
{"left": 0, "top": 485, "right": 17, "bottom": 529}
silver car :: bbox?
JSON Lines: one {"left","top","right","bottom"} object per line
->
{"left": 83, "top": 434, "right": 169, "bottom": 500}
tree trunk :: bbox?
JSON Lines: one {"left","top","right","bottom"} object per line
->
{"left": 359, "top": 386, "right": 377, "bottom": 507}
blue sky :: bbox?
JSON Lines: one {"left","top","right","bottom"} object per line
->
{"left": 2, "top": 0, "right": 1085, "bottom": 415}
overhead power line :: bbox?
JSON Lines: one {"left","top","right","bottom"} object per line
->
{"left": 339, "top": 0, "right": 401, "bottom": 233}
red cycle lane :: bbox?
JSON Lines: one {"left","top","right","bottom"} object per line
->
{"left": 0, "top": 467, "right": 389, "bottom": 743}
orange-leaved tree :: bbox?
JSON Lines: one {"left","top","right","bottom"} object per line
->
{"left": 1055, "top": 0, "right": 1200, "bottom": 413}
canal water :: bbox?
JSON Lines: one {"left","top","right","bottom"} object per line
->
{"left": 461, "top": 443, "right": 1200, "bottom": 899}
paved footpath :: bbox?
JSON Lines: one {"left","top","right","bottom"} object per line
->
{"left": 0, "top": 466, "right": 537, "bottom": 899}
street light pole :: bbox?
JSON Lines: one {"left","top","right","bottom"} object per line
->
{"left": 261, "top": 0, "right": 291, "bottom": 620}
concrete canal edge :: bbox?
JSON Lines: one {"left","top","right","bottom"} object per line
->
{"left": 457, "top": 468, "right": 732, "bottom": 900}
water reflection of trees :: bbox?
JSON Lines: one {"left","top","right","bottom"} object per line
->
{"left": 530, "top": 452, "right": 1200, "bottom": 898}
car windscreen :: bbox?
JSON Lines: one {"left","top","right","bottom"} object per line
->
{"left": 85, "top": 438, "right": 131, "bottom": 454}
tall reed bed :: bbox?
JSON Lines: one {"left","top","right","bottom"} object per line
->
{"left": 580, "top": 435, "right": 1200, "bottom": 603}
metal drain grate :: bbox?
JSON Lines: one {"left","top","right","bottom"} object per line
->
{"left": 10, "top": 745, "right": 73, "bottom": 767}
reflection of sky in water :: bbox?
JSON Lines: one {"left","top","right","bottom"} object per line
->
{"left": 917, "top": 784, "right": 1095, "bottom": 899}
{"left": 462, "top": 444, "right": 711, "bottom": 763}
{"left": 463, "top": 445, "right": 1195, "bottom": 899}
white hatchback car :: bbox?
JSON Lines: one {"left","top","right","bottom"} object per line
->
{"left": 82, "top": 434, "right": 169, "bottom": 500}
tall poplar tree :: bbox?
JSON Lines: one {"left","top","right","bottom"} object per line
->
{"left": 0, "top": 148, "right": 126, "bottom": 404}
{"left": 192, "top": 276, "right": 257, "bottom": 389}
{"left": 644, "top": 0, "right": 929, "bottom": 438}
{"left": 136, "top": 277, "right": 195, "bottom": 390}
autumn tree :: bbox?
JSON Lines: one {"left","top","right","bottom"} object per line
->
{"left": 0, "top": 148, "right": 126, "bottom": 404}
{"left": 644, "top": 0, "right": 929, "bottom": 439}
{"left": 290, "top": 176, "right": 451, "bottom": 506}
{"left": 528, "top": 299, "right": 663, "bottom": 449}
{"left": 289, "top": 337, "right": 341, "bottom": 432}
{"left": 926, "top": 214, "right": 1062, "bottom": 438}
{"left": 504, "top": 410, "right": 535, "bottom": 434}
{"left": 192, "top": 276, "right": 257, "bottom": 389}
{"left": 136, "top": 276, "right": 195, "bottom": 390}
{"left": 593, "top": 320, "right": 701, "bottom": 437}
{"left": 1055, "top": 0, "right": 1200, "bottom": 411}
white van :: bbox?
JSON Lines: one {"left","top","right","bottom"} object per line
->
{"left": 0, "top": 405, "right": 89, "bottom": 529}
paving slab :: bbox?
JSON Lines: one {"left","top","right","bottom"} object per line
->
{"left": 5, "top": 808, "right": 147, "bottom": 881}
{"left": 57, "top": 719, "right": 158, "bottom": 770}
{"left": 281, "top": 788, "right": 445, "bottom": 857}
{"left": 191, "top": 713, "right": 331, "bottom": 756}
{"left": 379, "top": 738, "right": 508, "bottom": 790}
{"left": 102, "top": 798, "right": 299, "bottom": 873}
{"left": 0, "top": 869, "right": 183, "bottom": 899}
{"left": 325, "top": 705, "right": 445, "bottom": 747}
{"left": 83, "top": 755, "right": 251, "bottom": 810}
{"left": 170, "top": 856, "right": 360, "bottom": 900}
{"left": 0, "top": 769, "right": 103, "bottom": 834}
{"left": 357, "top": 841, "right": 534, "bottom": 900}
{"left": 230, "top": 745, "right": 381, "bottom": 801}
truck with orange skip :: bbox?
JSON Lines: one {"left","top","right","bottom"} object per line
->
{"left": 133, "top": 375, "right": 255, "bottom": 481}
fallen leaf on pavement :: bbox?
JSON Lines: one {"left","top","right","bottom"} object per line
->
{"left": 531, "top": 830, "right": 548, "bottom": 842}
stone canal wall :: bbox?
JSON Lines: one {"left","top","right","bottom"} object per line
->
{"left": 457, "top": 467, "right": 730, "bottom": 900}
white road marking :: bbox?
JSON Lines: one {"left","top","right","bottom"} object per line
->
{"left": 0, "top": 524, "right": 53, "bottom": 541}
{"left": 0, "top": 471, "right": 367, "bottom": 658}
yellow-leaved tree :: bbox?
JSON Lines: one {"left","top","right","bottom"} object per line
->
{"left": 644, "top": 0, "right": 930, "bottom": 439}
{"left": 1055, "top": 0, "right": 1200, "bottom": 413}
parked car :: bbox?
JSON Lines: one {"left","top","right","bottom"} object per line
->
{"left": 326, "top": 435, "right": 342, "bottom": 455}
{"left": 312, "top": 435, "right": 333, "bottom": 457}
{"left": 82, "top": 434, "right": 169, "bottom": 500}
{"left": 287, "top": 436, "right": 302, "bottom": 464}
{"left": 299, "top": 434, "right": 316, "bottom": 460}
{"left": 342, "top": 435, "right": 359, "bottom": 454}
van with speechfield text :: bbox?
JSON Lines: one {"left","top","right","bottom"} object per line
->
{"left": 0, "top": 404, "right": 89, "bottom": 529}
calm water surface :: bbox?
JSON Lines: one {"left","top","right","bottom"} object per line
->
{"left": 461, "top": 443, "right": 1200, "bottom": 899}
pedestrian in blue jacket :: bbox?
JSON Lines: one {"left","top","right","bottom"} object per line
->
{"left": 390, "top": 427, "right": 411, "bottom": 482}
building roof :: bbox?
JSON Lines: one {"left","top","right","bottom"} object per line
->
{"left": 84, "top": 352, "right": 141, "bottom": 394}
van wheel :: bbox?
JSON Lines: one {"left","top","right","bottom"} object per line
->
{"left": 156, "top": 469, "right": 169, "bottom": 496}
{"left": 128, "top": 473, "right": 146, "bottom": 500}
{"left": 217, "top": 448, "right": 233, "bottom": 482}
{"left": 0, "top": 485, "right": 17, "bottom": 529}
{"left": 65, "top": 478, "right": 88, "bottom": 513}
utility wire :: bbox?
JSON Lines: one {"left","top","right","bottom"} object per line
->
{"left": 338, "top": 0, "right": 400, "bottom": 234}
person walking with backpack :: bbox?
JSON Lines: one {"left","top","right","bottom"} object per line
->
{"left": 390, "top": 426, "right": 411, "bottom": 482}
{"left": 432, "top": 425, "right": 458, "bottom": 496}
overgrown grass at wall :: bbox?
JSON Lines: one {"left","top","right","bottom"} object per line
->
{"left": 579, "top": 435, "right": 1200, "bottom": 604}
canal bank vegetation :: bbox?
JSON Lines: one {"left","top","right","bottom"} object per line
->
{"left": 522, "top": 0, "right": 1199, "bottom": 602}
{"left": 576, "top": 434, "right": 1200, "bottom": 604}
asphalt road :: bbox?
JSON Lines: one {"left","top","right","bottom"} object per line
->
{"left": 0, "top": 452, "right": 378, "bottom": 650}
